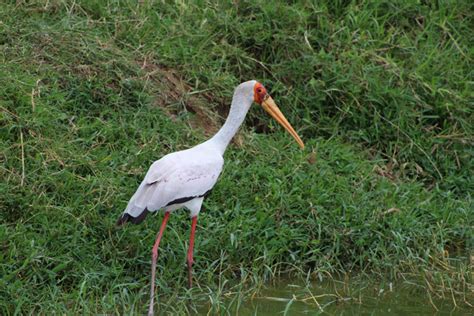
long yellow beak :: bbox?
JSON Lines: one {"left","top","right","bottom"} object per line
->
{"left": 261, "top": 96, "right": 305, "bottom": 149}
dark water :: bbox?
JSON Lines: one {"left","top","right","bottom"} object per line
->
{"left": 203, "top": 279, "right": 472, "bottom": 315}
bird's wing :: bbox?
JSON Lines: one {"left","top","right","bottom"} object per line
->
{"left": 122, "top": 147, "right": 223, "bottom": 220}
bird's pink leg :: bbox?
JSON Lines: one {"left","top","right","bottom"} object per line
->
{"left": 187, "top": 216, "right": 198, "bottom": 288}
{"left": 148, "top": 211, "right": 170, "bottom": 316}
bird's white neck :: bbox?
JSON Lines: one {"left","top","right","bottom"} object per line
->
{"left": 207, "top": 88, "right": 253, "bottom": 154}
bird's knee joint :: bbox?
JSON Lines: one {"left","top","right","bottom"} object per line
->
{"left": 152, "top": 249, "right": 158, "bottom": 259}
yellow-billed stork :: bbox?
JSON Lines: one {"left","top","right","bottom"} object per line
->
{"left": 116, "top": 80, "right": 304, "bottom": 315}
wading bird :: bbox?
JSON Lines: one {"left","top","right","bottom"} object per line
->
{"left": 116, "top": 80, "right": 304, "bottom": 315}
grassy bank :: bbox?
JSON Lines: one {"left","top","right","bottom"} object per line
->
{"left": 1, "top": 1, "right": 472, "bottom": 314}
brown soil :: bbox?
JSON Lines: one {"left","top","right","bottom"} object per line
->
{"left": 138, "top": 58, "right": 222, "bottom": 136}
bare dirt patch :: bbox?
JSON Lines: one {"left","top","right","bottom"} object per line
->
{"left": 138, "top": 59, "right": 223, "bottom": 137}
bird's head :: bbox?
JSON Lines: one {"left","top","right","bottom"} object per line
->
{"left": 252, "top": 81, "right": 305, "bottom": 149}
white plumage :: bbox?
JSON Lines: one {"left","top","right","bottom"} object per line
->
{"left": 118, "top": 80, "right": 258, "bottom": 225}
{"left": 124, "top": 143, "right": 224, "bottom": 219}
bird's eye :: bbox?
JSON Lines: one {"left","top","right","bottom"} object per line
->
{"left": 257, "top": 88, "right": 262, "bottom": 93}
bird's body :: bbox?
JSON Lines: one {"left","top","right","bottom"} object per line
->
{"left": 117, "top": 80, "right": 304, "bottom": 315}
{"left": 120, "top": 141, "right": 223, "bottom": 221}
{"left": 118, "top": 81, "right": 256, "bottom": 225}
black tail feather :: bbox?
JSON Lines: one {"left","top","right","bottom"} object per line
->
{"left": 116, "top": 208, "right": 150, "bottom": 226}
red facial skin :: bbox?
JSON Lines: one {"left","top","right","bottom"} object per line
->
{"left": 253, "top": 82, "right": 268, "bottom": 104}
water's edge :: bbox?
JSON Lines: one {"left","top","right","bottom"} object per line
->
{"left": 197, "top": 277, "right": 472, "bottom": 315}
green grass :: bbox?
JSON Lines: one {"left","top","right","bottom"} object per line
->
{"left": 1, "top": 0, "right": 472, "bottom": 314}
